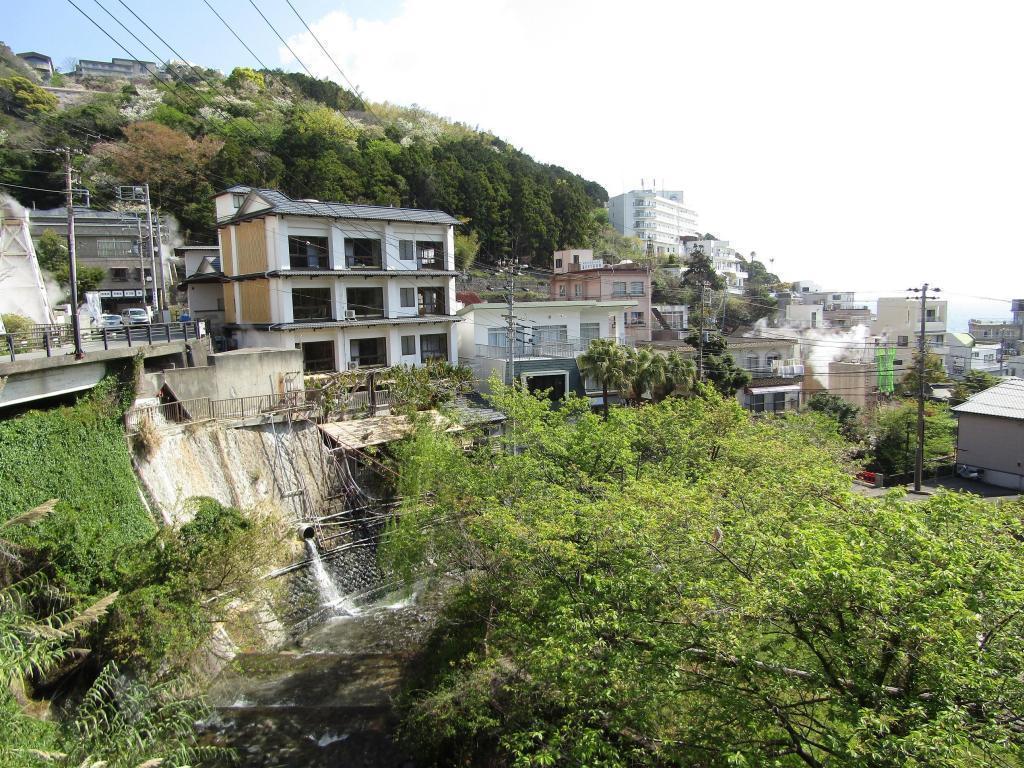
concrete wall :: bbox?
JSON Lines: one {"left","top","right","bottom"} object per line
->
{"left": 160, "top": 347, "right": 303, "bottom": 402}
{"left": 956, "top": 412, "right": 1024, "bottom": 489}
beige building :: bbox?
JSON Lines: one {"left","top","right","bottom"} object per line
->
{"left": 952, "top": 377, "right": 1024, "bottom": 491}
{"left": 550, "top": 250, "right": 652, "bottom": 343}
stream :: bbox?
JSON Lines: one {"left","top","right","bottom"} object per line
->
{"left": 205, "top": 546, "right": 437, "bottom": 767}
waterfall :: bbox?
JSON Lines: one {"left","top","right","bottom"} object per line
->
{"left": 305, "top": 539, "right": 347, "bottom": 612}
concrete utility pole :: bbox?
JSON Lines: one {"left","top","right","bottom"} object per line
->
{"left": 63, "top": 147, "right": 84, "bottom": 360}
{"left": 908, "top": 283, "right": 941, "bottom": 492}
{"left": 498, "top": 256, "right": 524, "bottom": 386}
{"left": 697, "top": 280, "right": 710, "bottom": 382}
{"left": 143, "top": 183, "right": 159, "bottom": 316}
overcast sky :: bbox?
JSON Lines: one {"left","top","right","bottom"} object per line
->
{"left": 7, "top": 1, "right": 1022, "bottom": 320}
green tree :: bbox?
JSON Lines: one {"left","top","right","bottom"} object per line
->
{"left": 650, "top": 350, "right": 696, "bottom": 401}
{"left": 34, "top": 229, "right": 67, "bottom": 274}
{"left": 681, "top": 244, "right": 725, "bottom": 291}
{"left": 951, "top": 369, "right": 1001, "bottom": 404}
{"left": 897, "top": 351, "right": 948, "bottom": 397}
{"left": 872, "top": 400, "right": 956, "bottom": 476}
{"left": 454, "top": 229, "right": 480, "bottom": 272}
{"left": 0, "top": 75, "right": 58, "bottom": 116}
{"left": 684, "top": 331, "right": 751, "bottom": 396}
{"left": 387, "top": 387, "right": 1024, "bottom": 767}
{"left": 578, "top": 338, "right": 626, "bottom": 419}
{"left": 226, "top": 66, "right": 265, "bottom": 91}
{"left": 807, "top": 390, "right": 862, "bottom": 441}
{"left": 621, "top": 346, "right": 666, "bottom": 404}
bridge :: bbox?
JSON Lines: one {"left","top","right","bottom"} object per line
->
{"left": 0, "top": 321, "right": 203, "bottom": 410}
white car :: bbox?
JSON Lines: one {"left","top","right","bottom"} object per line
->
{"left": 120, "top": 308, "right": 150, "bottom": 325}
{"left": 99, "top": 314, "right": 123, "bottom": 328}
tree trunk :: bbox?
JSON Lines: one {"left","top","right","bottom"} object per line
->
{"left": 602, "top": 382, "right": 609, "bottom": 420}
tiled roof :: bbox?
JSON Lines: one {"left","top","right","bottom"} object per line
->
{"left": 952, "top": 377, "right": 1024, "bottom": 420}
{"left": 225, "top": 188, "right": 460, "bottom": 226}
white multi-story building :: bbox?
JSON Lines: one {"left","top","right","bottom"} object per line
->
{"left": 944, "top": 332, "right": 1001, "bottom": 376}
{"left": 682, "top": 238, "right": 747, "bottom": 294}
{"left": 214, "top": 187, "right": 460, "bottom": 373}
{"left": 872, "top": 296, "right": 949, "bottom": 379}
{"left": 607, "top": 188, "right": 699, "bottom": 257}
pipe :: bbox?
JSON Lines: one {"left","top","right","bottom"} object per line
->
{"left": 298, "top": 524, "right": 316, "bottom": 540}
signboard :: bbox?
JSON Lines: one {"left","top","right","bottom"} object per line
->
{"left": 99, "top": 290, "right": 112, "bottom": 298}
{"left": 111, "top": 290, "right": 124, "bottom": 298}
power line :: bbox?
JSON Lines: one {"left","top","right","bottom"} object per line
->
{"left": 200, "top": 0, "right": 271, "bottom": 70}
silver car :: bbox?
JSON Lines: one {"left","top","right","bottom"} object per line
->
{"left": 120, "top": 308, "right": 150, "bottom": 325}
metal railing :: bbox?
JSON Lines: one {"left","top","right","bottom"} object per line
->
{"left": 125, "top": 388, "right": 322, "bottom": 433}
{"left": 474, "top": 336, "right": 619, "bottom": 360}
{"left": 3, "top": 321, "right": 202, "bottom": 363}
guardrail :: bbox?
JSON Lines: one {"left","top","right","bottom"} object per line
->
{"left": 125, "top": 388, "right": 322, "bottom": 434}
{"left": 474, "top": 336, "right": 620, "bottom": 360}
{"left": 2, "top": 321, "right": 202, "bottom": 363}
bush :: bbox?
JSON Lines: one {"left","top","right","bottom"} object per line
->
{"left": 0, "top": 75, "right": 58, "bottom": 116}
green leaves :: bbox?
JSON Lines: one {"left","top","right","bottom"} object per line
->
{"left": 386, "top": 386, "right": 1024, "bottom": 766}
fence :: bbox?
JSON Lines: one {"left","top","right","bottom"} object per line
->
{"left": 2, "top": 321, "right": 202, "bottom": 363}
{"left": 474, "top": 335, "right": 620, "bottom": 361}
{"left": 124, "top": 388, "right": 322, "bottom": 434}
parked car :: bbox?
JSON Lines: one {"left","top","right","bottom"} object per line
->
{"left": 99, "top": 314, "right": 123, "bottom": 327}
{"left": 120, "top": 308, "right": 150, "bottom": 325}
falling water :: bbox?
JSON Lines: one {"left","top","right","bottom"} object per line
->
{"left": 305, "top": 539, "right": 346, "bottom": 611}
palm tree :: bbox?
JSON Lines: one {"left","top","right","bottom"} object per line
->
{"left": 652, "top": 352, "right": 697, "bottom": 401}
{"left": 578, "top": 338, "right": 626, "bottom": 419}
{"left": 622, "top": 347, "right": 666, "bottom": 405}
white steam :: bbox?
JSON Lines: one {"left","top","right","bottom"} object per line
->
{"left": 747, "top": 318, "right": 875, "bottom": 388}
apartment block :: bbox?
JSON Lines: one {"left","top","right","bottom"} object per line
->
{"left": 216, "top": 187, "right": 460, "bottom": 373}
{"left": 549, "top": 250, "right": 652, "bottom": 343}
{"left": 607, "top": 188, "right": 699, "bottom": 257}
{"left": 683, "top": 238, "right": 747, "bottom": 294}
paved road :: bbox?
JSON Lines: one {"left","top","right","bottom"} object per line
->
{"left": 853, "top": 477, "right": 1020, "bottom": 501}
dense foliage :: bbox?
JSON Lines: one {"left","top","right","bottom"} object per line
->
{"left": 0, "top": 49, "right": 606, "bottom": 260}
{"left": 387, "top": 386, "right": 1024, "bottom": 767}
{"left": 870, "top": 400, "right": 956, "bottom": 476}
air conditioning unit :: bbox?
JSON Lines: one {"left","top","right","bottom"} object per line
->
{"left": 344, "top": 309, "right": 356, "bottom": 320}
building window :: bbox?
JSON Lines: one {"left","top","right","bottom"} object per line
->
{"left": 487, "top": 327, "right": 507, "bottom": 348}
{"left": 420, "top": 333, "right": 448, "bottom": 362}
{"left": 612, "top": 281, "right": 627, "bottom": 296}
{"left": 110, "top": 268, "right": 129, "bottom": 282}
{"left": 292, "top": 287, "right": 332, "bottom": 321}
{"left": 345, "top": 238, "right": 382, "bottom": 268}
{"left": 96, "top": 238, "right": 135, "bottom": 258}
{"left": 926, "top": 308, "right": 936, "bottom": 321}
{"left": 418, "top": 287, "right": 445, "bottom": 315}
{"left": 301, "top": 340, "right": 335, "bottom": 372}
{"left": 558, "top": 285, "right": 566, "bottom": 297}
{"left": 629, "top": 281, "right": 644, "bottom": 296}
{"left": 350, "top": 337, "right": 387, "bottom": 367}
{"left": 399, "top": 240, "right": 414, "bottom": 261}
{"left": 535, "top": 325, "right": 568, "bottom": 344}
{"left": 751, "top": 392, "right": 787, "bottom": 413}
{"left": 628, "top": 311, "right": 644, "bottom": 326}
{"left": 345, "top": 287, "right": 384, "bottom": 318}
{"left": 746, "top": 355, "right": 759, "bottom": 370}
{"left": 574, "top": 284, "right": 583, "bottom": 297}
{"left": 401, "top": 335, "right": 416, "bottom": 355}
{"left": 897, "top": 335, "right": 909, "bottom": 347}
{"left": 416, "top": 240, "right": 444, "bottom": 268}
{"left": 580, "top": 322, "right": 600, "bottom": 343}
{"left": 288, "top": 235, "right": 329, "bottom": 269}
{"left": 555, "top": 258, "right": 563, "bottom": 269}
{"left": 933, "top": 334, "right": 944, "bottom": 343}
{"left": 400, "top": 287, "right": 415, "bottom": 307}
{"left": 232, "top": 192, "right": 246, "bottom": 208}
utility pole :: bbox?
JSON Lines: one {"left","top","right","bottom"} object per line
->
{"left": 697, "top": 280, "right": 710, "bottom": 382}
{"left": 908, "top": 283, "right": 941, "bottom": 492}
{"left": 134, "top": 214, "right": 146, "bottom": 302}
{"left": 63, "top": 147, "right": 84, "bottom": 360}
{"left": 143, "top": 183, "right": 159, "bottom": 316}
{"left": 498, "top": 256, "right": 523, "bottom": 386}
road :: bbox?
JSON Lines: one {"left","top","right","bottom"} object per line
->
{"left": 3, "top": 324, "right": 195, "bottom": 364}
{"left": 853, "top": 476, "right": 1020, "bottom": 501}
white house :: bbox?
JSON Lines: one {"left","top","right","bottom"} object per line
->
{"left": 176, "top": 245, "right": 225, "bottom": 335}
{"left": 683, "top": 238, "right": 747, "bottom": 294}
{"left": 952, "top": 377, "right": 1024, "bottom": 490}
{"left": 456, "top": 299, "right": 635, "bottom": 399}
{"left": 607, "top": 188, "right": 699, "bottom": 257}
{"left": 944, "top": 332, "right": 1001, "bottom": 376}
{"left": 215, "top": 187, "right": 460, "bottom": 373}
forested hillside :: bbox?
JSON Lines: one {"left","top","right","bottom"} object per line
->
{"left": 0, "top": 48, "right": 606, "bottom": 264}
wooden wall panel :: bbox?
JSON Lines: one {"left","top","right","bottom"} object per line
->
{"left": 238, "top": 279, "right": 271, "bottom": 323}
{"left": 236, "top": 219, "right": 268, "bottom": 274}
{"left": 223, "top": 283, "right": 236, "bottom": 323}
{"left": 219, "top": 228, "right": 235, "bottom": 276}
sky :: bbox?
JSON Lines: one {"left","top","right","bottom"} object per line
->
{"left": 4, "top": 1, "right": 1022, "bottom": 327}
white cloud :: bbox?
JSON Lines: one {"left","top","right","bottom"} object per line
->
{"left": 282, "top": 0, "right": 1024, "bottom": 309}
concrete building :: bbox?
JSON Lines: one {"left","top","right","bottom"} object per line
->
{"left": 726, "top": 337, "right": 805, "bottom": 414}
{"left": 872, "top": 296, "right": 949, "bottom": 378}
{"left": 784, "top": 303, "right": 825, "bottom": 329}
{"left": 952, "top": 377, "right": 1024, "bottom": 491}
{"left": 606, "top": 188, "right": 699, "bottom": 257}
{"left": 456, "top": 298, "right": 633, "bottom": 401}
{"left": 1005, "top": 355, "right": 1024, "bottom": 378}
{"left": 682, "top": 238, "right": 747, "bottom": 294}
{"left": 969, "top": 305, "right": 1024, "bottom": 357}
{"left": 176, "top": 245, "right": 225, "bottom": 336}
{"left": 216, "top": 187, "right": 460, "bottom": 373}
{"left": 73, "top": 57, "right": 158, "bottom": 80}
{"left": 944, "top": 332, "right": 1001, "bottom": 377}
{"left": 549, "top": 251, "right": 652, "bottom": 344}
{"left": 16, "top": 52, "right": 54, "bottom": 81}
{"left": 29, "top": 207, "right": 166, "bottom": 313}
{"left": 828, "top": 360, "right": 876, "bottom": 413}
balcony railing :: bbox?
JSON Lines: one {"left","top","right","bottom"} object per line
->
{"left": 417, "top": 254, "right": 445, "bottom": 270}
{"left": 475, "top": 335, "right": 618, "bottom": 360}
{"left": 350, "top": 355, "right": 387, "bottom": 368}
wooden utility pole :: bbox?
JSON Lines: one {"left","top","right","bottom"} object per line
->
{"left": 63, "top": 147, "right": 84, "bottom": 360}
{"left": 908, "top": 283, "right": 941, "bottom": 492}
{"left": 143, "top": 183, "right": 159, "bottom": 316}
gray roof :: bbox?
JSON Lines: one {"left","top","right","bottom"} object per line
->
{"left": 224, "top": 188, "right": 460, "bottom": 226}
{"left": 952, "top": 377, "right": 1024, "bottom": 420}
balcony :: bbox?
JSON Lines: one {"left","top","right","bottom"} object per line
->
{"left": 475, "top": 336, "right": 617, "bottom": 360}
